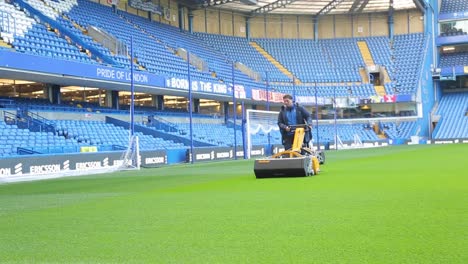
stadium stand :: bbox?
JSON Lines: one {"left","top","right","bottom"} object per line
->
{"left": 269, "top": 83, "right": 376, "bottom": 97}
{"left": 0, "top": 1, "right": 34, "bottom": 44}
{"left": 440, "top": 0, "right": 468, "bottom": 14}
{"left": 0, "top": 118, "right": 80, "bottom": 157}
{"left": 54, "top": 119, "right": 186, "bottom": 150}
{"left": 440, "top": 52, "right": 468, "bottom": 68}
{"left": 391, "top": 33, "right": 426, "bottom": 95}
{"left": 0, "top": 0, "right": 440, "bottom": 160}
{"left": 118, "top": 10, "right": 267, "bottom": 89}
{"left": 0, "top": 113, "right": 190, "bottom": 157}
{"left": 193, "top": 32, "right": 290, "bottom": 82}
{"left": 250, "top": 34, "right": 425, "bottom": 96}
{"left": 433, "top": 92, "right": 468, "bottom": 139}
{"left": 2, "top": 0, "right": 427, "bottom": 98}
{"left": 3, "top": 0, "right": 96, "bottom": 63}
{"left": 380, "top": 121, "right": 417, "bottom": 139}
{"left": 253, "top": 38, "right": 345, "bottom": 83}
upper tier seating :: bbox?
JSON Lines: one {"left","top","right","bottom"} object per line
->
{"left": 251, "top": 34, "right": 424, "bottom": 95}
{"left": 365, "top": 36, "right": 392, "bottom": 69}
{"left": 440, "top": 0, "right": 468, "bottom": 13}
{"left": 67, "top": 0, "right": 218, "bottom": 81}
{"left": 3, "top": 0, "right": 425, "bottom": 97}
{"left": 118, "top": 11, "right": 266, "bottom": 90}
{"left": 0, "top": 1, "right": 35, "bottom": 43}
{"left": 270, "top": 83, "right": 376, "bottom": 97}
{"left": 253, "top": 38, "right": 356, "bottom": 83}
{"left": 252, "top": 37, "right": 369, "bottom": 83}
{"left": 194, "top": 32, "right": 290, "bottom": 82}
{"left": 391, "top": 33, "right": 426, "bottom": 94}
{"left": 0, "top": 0, "right": 94, "bottom": 62}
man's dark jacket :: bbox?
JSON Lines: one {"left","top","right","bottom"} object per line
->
{"left": 277, "top": 103, "right": 313, "bottom": 145}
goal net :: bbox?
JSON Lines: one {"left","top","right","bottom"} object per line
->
{"left": 246, "top": 109, "right": 281, "bottom": 159}
{"left": 118, "top": 134, "right": 141, "bottom": 170}
{"left": 0, "top": 135, "right": 140, "bottom": 184}
{"left": 336, "top": 134, "right": 364, "bottom": 149}
{"left": 245, "top": 110, "right": 416, "bottom": 156}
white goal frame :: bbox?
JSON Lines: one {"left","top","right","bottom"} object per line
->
{"left": 246, "top": 109, "right": 280, "bottom": 159}
{"left": 245, "top": 109, "right": 420, "bottom": 158}
{"left": 119, "top": 134, "right": 141, "bottom": 170}
{"left": 0, "top": 135, "right": 140, "bottom": 184}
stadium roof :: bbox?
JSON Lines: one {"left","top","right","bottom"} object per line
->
{"left": 184, "top": 0, "right": 424, "bottom": 16}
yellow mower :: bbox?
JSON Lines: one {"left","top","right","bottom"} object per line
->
{"left": 254, "top": 124, "right": 325, "bottom": 178}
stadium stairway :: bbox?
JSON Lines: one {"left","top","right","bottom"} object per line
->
{"left": 357, "top": 41, "right": 374, "bottom": 66}
{"left": 357, "top": 40, "right": 387, "bottom": 96}
{"left": 374, "top": 85, "right": 387, "bottom": 96}
{"left": 0, "top": 39, "right": 12, "bottom": 48}
{"left": 376, "top": 129, "right": 387, "bottom": 139}
{"left": 250, "top": 41, "right": 299, "bottom": 83}
{"left": 357, "top": 40, "right": 393, "bottom": 95}
{"left": 4, "top": 110, "right": 55, "bottom": 133}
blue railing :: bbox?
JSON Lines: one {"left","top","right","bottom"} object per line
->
{"left": 3, "top": 109, "right": 56, "bottom": 133}
{"left": 0, "top": 98, "right": 15, "bottom": 108}
{"left": 0, "top": 10, "right": 16, "bottom": 35}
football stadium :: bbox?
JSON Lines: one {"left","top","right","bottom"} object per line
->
{"left": 0, "top": 0, "right": 467, "bottom": 262}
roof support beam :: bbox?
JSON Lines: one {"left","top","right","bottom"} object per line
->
{"left": 388, "top": 0, "right": 394, "bottom": 40}
{"left": 412, "top": 0, "right": 426, "bottom": 14}
{"left": 353, "top": 0, "right": 369, "bottom": 13}
{"left": 350, "top": 0, "right": 362, "bottom": 13}
{"left": 317, "top": 0, "right": 346, "bottom": 16}
{"left": 389, "top": 0, "right": 394, "bottom": 16}
{"left": 250, "top": 0, "right": 298, "bottom": 16}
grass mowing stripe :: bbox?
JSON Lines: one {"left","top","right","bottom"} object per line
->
{"left": 0, "top": 144, "right": 467, "bottom": 263}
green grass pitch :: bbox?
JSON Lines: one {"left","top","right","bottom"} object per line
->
{"left": 0, "top": 144, "right": 467, "bottom": 263}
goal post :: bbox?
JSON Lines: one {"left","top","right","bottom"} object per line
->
{"left": 245, "top": 110, "right": 418, "bottom": 156}
{"left": 246, "top": 109, "right": 281, "bottom": 159}
{"left": 0, "top": 135, "right": 141, "bottom": 184}
{"left": 119, "top": 134, "right": 141, "bottom": 170}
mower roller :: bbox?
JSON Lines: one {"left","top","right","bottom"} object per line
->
{"left": 254, "top": 125, "right": 325, "bottom": 178}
